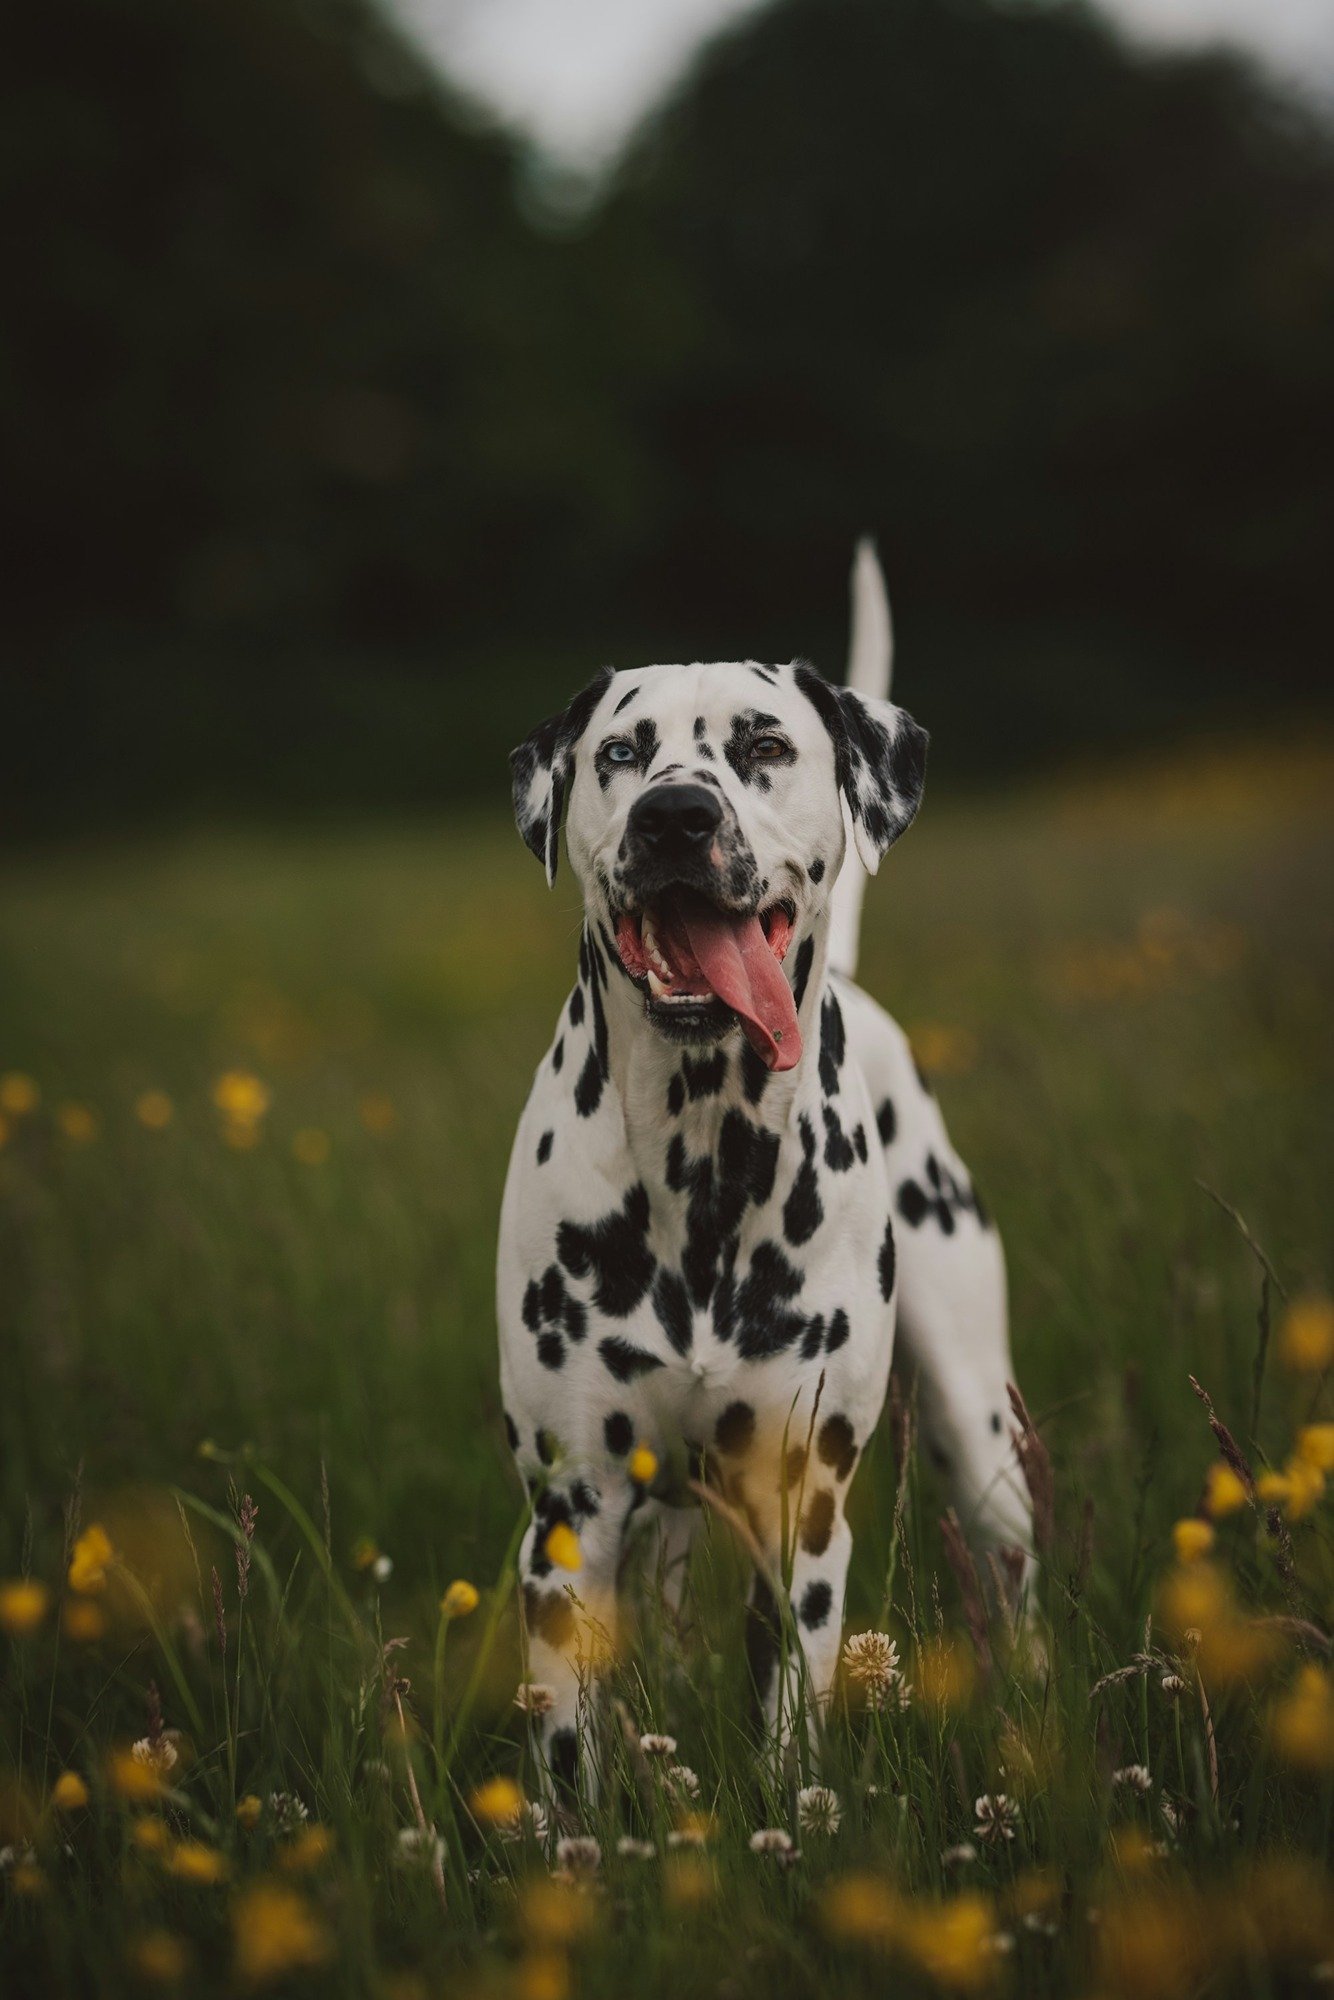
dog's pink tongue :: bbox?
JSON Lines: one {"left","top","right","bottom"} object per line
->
{"left": 673, "top": 889, "right": 802, "bottom": 1072}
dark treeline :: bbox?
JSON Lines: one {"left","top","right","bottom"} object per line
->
{"left": 7, "top": 0, "right": 1332, "bottom": 830}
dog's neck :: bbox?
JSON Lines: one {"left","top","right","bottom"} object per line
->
{"left": 587, "top": 913, "right": 831, "bottom": 1195}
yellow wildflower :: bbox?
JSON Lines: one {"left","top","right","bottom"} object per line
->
{"left": 1270, "top": 1666, "right": 1334, "bottom": 1774}
{"left": 130, "top": 1817, "right": 170, "bottom": 1853}
{"left": 62, "top": 1597, "right": 107, "bottom": 1642}
{"left": 129, "top": 1930, "right": 190, "bottom": 1984}
{"left": 1202, "top": 1462, "right": 1248, "bottom": 1517}
{"left": 520, "top": 1879, "right": 592, "bottom": 1946}
{"left": 232, "top": 1884, "right": 332, "bottom": 1984}
{"left": 909, "top": 1023, "right": 979, "bottom": 1078}
{"left": 822, "top": 1873, "right": 900, "bottom": 1948}
{"left": 277, "top": 1824, "right": 335, "bottom": 1872}
{"left": 68, "top": 1523, "right": 114, "bottom": 1595}
{"left": 167, "top": 1840, "right": 229, "bottom": 1885}
{"left": 212, "top": 1071, "right": 271, "bottom": 1123}
{"left": 516, "top": 1953, "right": 569, "bottom": 2000}
{"left": 56, "top": 1102, "right": 99, "bottom": 1144}
{"left": 291, "top": 1127, "right": 330, "bottom": 1166}
{"left": 51, "top": 1771, "right": 89, "bottom": 1812}
{"left": 108, "top": 1749, "right": 165, "bottom": 1803}
{"left": 0, "top": 1579, "right": 51, "bottom": 1636}
{"left": 358, "top": 1093, "right": 396, "bottom": 1133}
{"left": 440, "top": 1578, "right": 479, "bottom": 1619}
{"left": 543, "top": 1522, "right": 581, "bottom": 1572}
{"left": 1257, "top": 1457, "right": 1325, "bottom": 1522}
{"left": 1095, "top": 1891, "right": 1212, "bottom": 1998}
{"left": 135, "top": 1090, "right": 174, "bottom": 1130}
{"left": 1171, "top": 1517, "right": 1215, "bottom": 1563}
{"left": 10, "top": 1859, "right": 45, "bottom": 1897}
{"left": 628, "top": 1444, "right": 659, "bottom": 1486}
{"left": 1278, "top": 1295, "right": 1334, "bottom": 1372}
{"left": 0, "top": 1072, "right": 39, "bottom": 1117}
{"left": 471, "top": 1776, "right": 524, "bottom": 1828}
{"left": 236, "top": 1795, "right": 263, "bottom": 1830}
{"left": 1296, "top": 1424, "right": 1334, "bottom": 1473}
{"left": 664, "top": 1852, "right": 714, "bottom": 1909}
{"left": 350, "top": 1536, "right": 379, "bottom": 1572}
{"left": 904, "top": 1894, "right": 995, "bottom": 1991}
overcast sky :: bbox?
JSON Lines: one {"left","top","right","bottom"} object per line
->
{"left": 389, "top": 0, "right": 1334, "bottom": 167}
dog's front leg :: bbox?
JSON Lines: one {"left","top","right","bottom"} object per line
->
{"left": 518, "top": 1481, "right": 625, "bottom": 1805}
{"left": 744, "top": 1488, "right": 853, "bottom": 1770}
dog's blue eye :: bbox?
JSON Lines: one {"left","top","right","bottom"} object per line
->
{"left": 752, "top": 734, "right": 790, "bottom": 760}
{"left": 603, "top": 740, "right": 637, "bottom": 765}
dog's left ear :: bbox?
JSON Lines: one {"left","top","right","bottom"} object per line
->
{"left": 510, "top": 668, "right": 613, "bottom": 886}
{"left": 795, "top": 666, "right": 928, "bottom": 873}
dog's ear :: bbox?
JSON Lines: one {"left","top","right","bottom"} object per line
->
{"left": 795, "top": 666, "right": 928, "bottom": 873}
{"left": 510, "top": 668, "right": 614, "bottom": 886}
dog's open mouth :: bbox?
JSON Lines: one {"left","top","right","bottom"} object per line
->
{"left": 615, "top": 888, "right": 801, "bottom": 1072}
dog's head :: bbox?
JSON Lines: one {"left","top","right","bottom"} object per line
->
{"left": 511, "top": 662, "right": 926, "bottom": 1072}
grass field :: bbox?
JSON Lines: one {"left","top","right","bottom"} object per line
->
{"left": 2, "top": 736, "right": 1333, "bottom": 1997}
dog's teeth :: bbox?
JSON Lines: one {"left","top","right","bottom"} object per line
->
{"left": 647, "top": 966, "right": 669, "bottom": 999}
{"left": 642, "top": 914, "right": 673, "bottom": 982}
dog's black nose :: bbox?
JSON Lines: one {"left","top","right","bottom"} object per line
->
{"left": 627, "top": 783, "right": 723, "bottom": 854}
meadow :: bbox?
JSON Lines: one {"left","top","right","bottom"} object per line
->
{"left": 2, "top": 734, "right": 1332, "bottom": 1998}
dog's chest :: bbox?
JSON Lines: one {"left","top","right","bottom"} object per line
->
{"left": 500, "top": 1018, "right": 896, "bottom": 1430}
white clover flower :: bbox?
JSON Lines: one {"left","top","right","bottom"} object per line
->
{"left": 666, "top": 1764, "right": 700, "bottom": 1801}
{"left": 395, "top": 1825, "right": 445, "bottom": 1869}
{"left": 513, "top": 1681, "right": 557, "bottom": 1718}
{"left": 639, "top": 1733, "right": 677, "bottom": 1758}
{"left": 498, "top": 1800, "right": 550, "bottom": 1846}
{"left": 131, "top": 1737, "right": 178, "bottom": 1774}
{"left": 988, "top": 1930, "right": 1017, "bottom": 1955}
{"left": 554, "top": 1835, "right": 600, "bottom": 1875}
{"left": 268, "top": 1791, "right": 309, "bottom": 1833}
{"left": 797, "top": 1785, "right": 841, "bottom": 1836}
{"left": 1111, "top": 1764, "right": 1153, "bottom": 1795}
{"left": 667, "top": 1825, "right": 708, "bottom": 1850}
{"left": 841, "top": 1631, "right": 900, "bottom": 1705}
{"left": 371, "top": 1554, "right": 393, "bottom": 1583}
{"left": 749, "top": 1827, "right": 794, "bottom": 1856}
{"left": 616, "top": 1836, "right": 655, "bottom": 1861}
{"left": 974, "top": 1793, "right": 1019, "bottom": 1843}
{"left": 1160, "top": 1673, "right": 1187, "bottom": 1697}
{"left": 942, "top": 1841, "right": 978, "bottom": 1869}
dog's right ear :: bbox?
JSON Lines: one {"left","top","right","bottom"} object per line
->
{"left": 510, "top": 668, "right": 613, "bottom": 886}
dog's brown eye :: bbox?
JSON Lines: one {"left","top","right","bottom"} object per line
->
{"left": 752, "top": 734, "right": 790, "bottom": 760}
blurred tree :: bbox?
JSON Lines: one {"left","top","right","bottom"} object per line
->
{"left": 4, "top": 0, "right": 1331, "bottom": 827}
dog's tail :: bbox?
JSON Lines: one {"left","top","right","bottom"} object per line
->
{"left": 826, "top": 537, "right": 893, "bottom": 981}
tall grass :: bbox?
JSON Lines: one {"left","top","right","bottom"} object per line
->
{"left": 1, "top": 737, "right": 1332, "bottom": 1995}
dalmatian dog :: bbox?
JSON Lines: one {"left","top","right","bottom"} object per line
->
{"left": 498, "top": 543, "right": 1032, "bottom": 1797}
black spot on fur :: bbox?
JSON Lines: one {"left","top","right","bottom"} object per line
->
{"left": 667, "top": 1072, "right": 685, "bottom": 1117}
{"left": 818, "top": 992, "right": 845, "bottom": 1097}
{"left": 568, "top": 986, "right": 585, "bottom": 1029}
{"left": 536, "top": 1129, "right": 553, "bottom": 1165}
{"left": 818, "top": 1414, "right": 857, "bottom": 1481}
{"left": 598, "top": 1337, "right": 665, "bottom": 1382}
{"left": 740, "top": 1042, "right": 769, "bottom": 1105}
{"left": 724, "top": 708, "right": 789, "bottom": 790}
{"left": 537, "top": 1332, "right": 564, "bottom": 1370}
{"left": 504, "top": 1411, "right": 519, "bottom": 1452}
{"left": 552, "top": 1037, "right": 564, "bottom": 1072}
{"left": 715, "top": 1400, "right": 756, "bottom": 1456}
{"left": 523, "top": 1581, "right": 575, "bottom": 1652}
{"left": 791, "top": 935, "right": 815, "bottom": 1011}
{"left": 558, "top": 1183, "right": 655, "bottom": 1315}
{"left": 878, "top": 1218, "right": 897, "bottom": 1300}
{"left": 683, "top": 1049, "right": 727, "bottom": 1099}
{"left": 876, "top": 1097, "right": 897, "bottom": 1145}
{"left": 668, "top": 1113, "right": 779, "bottom": 1311}
{"left": 896, "top": 1152, "right": 986, "bottom": 1235}
{"left": 570, "top": 1479, "right": 600, "bottom": 1519}
{"left": 800, "top": 1578, "right": 833, "bottom": 1630}
{"left": 613, "top": 685, "right": 637, "bottom": 715}
{"left": 801, "top": 1488, "right": 835, "bottom": 1556}
{"left": 898, "top": 1179, "right": 930, "bottom": 1227}
{"left": 800, "top": 1314, "right": 826, "bottom": 1361}
{"left": 750, "top": 665, "right": 779, "bottom": 685}
{"left": 726, "top": 1241, "right": 807, "bottom": 1361}
{"left": 536, "top": 1428, "right": 557, "bottom": 1466}
{"left": 822, "top": 1103, "right": 857, "bottom": 1173}
{"left": 808, "top": 856, "right": 825, "bottom": 884}
{"left": 853, "top": 1123, "right": 868, "bottom": 1162}
{"left": 782, "top": 1115, "right": 823, "bottom": 1247}
{"left": 574, "top": 1039, "right": 604, "bottom": 1117}
{"left": 652, "top": 1269, "right": 692, "bottom": 1357}
{"left": 786, "top": 1445, "right": 807, "bottom": 1487}
{"left": 991, "top": 1412, "right": 1002, "bottom": 1435}
{"left": 549, "top": 1725, "right": 578, "bottom": 1793}
{"left": 604, "top": 1410, "right": 633, "bottom": 1456}
{"left": 825, "top": 1308, "right": 850, "bottom": 1354}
